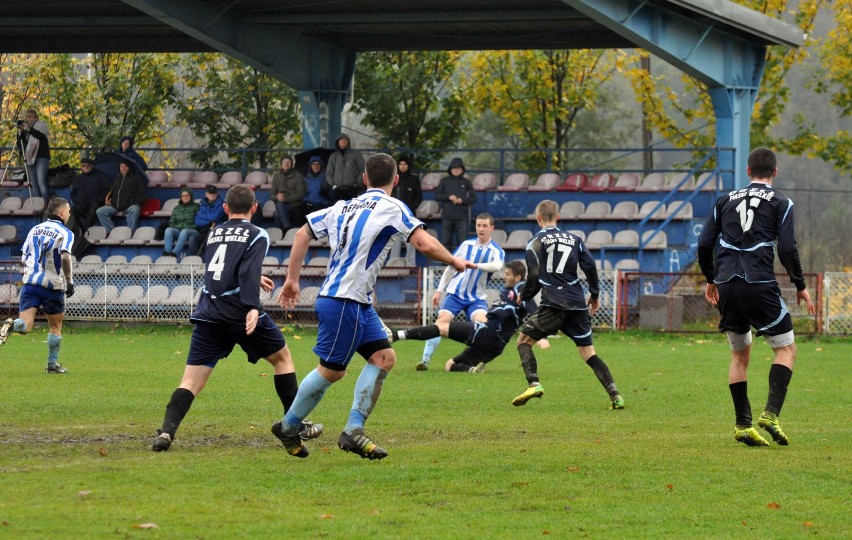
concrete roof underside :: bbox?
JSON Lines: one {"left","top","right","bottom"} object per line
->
{"left": 0, "top": 0, "right": 802, "bottom": 54}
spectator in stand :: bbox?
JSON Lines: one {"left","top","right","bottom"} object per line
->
{"left": 16, "top": 109, "right": 51, "bottom": 199}
{"left": 390, "top": 155, "right": 423, "bottom": 265}
{"left": 270, "top": 156, "right": 306, "bottom": 233}
{"left": 163, "top": 188, "right": 201, "bottom": 259}
{"left": 302, "top": 156, "right": 332, "bottom": 215}
{"left": 194, "top": 185, "right": 226, "bottom": 253}
{"left": 116, "top": 135, "right": 148, "bottom": 171}
{"left": 70, "top": 157, "right": 112, "bottom": 231}
{"left": 434, "top": 157, "right": 476, "bottom": 253}
{"left": 96, "top": 158, "right": 147, "bottom": 232}
{"left": 326, "top": 133, "right": 365, "bottom": 201}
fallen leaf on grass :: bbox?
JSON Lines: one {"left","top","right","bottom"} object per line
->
{"left": 319, "top": 514, "right": 334, "bottom": 520}
{"left": 78, "top": 490, "right": 91, "bottom": 499}
{"left": 370, "top": 509, "right": 380, "bottom": 516}
{"left": 815, "top": 347, "right": 822, "bottom": 352}
{"left": 767, "top": 502, "right": 780, "bottom": 509}
{"left": 803, "top": 521, "right": 814, "bottom": 527}
{"left": 2, "top": 521, "right": 9, "bottom": 527}
{"left": 132, "top": 523, "right": 158, "bottom": 529}
{"left": 98, "top": 447, "right": 107, "bottom": 457}
{"left": 293, "top": 335, "right": 301, "bottom": 340}
{"left": 512, "top": 481, "right": 529, "bottom": 488}
{"left": 594, "top": 439, "right": 602, "bottom": 445}
{"left": 741, "top": 521, "right": 747, "bottom": 526}
{"left": 566, "top": 466, "right": 580, "bottom": 473}
{"left": 259, "top": 373, "right": 268, "bottom": 377}
{"left": 666, "top": 484, "right": 674, "bottom": 490}
{"left": 543, "top": 531, "right": 551, "bottom": 535}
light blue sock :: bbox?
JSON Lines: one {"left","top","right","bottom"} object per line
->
{"left": 344, "top": 364, "right": 388, "bottom": 435}
{"left": 12, "top": 319, "right": 26, "bottom": 333}
{"left": 422, "top": 337, "right": 441, "bottom": 364}
{"left": 47, "top": 333, "right": 61, "bottom": 365}
{"left": 282, "top": 368, "right": 332, "bottom": 432}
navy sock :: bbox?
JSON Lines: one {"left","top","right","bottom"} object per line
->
{"left": 161, "top": 388, "right": 195, "bottom": 438}
{"left": 729, "top": 381, "right": 752, "bottom": 427}
{"left": 518, "top": 343, "right": 539, "bottom": 385}
{"left": 405, "top": 326, "right": 440, "bottom": 340}
{"left": 765, "top": 364, "right": 793, "bottom": 416}
{"left": 586, "top": 355, "right": 619, "bottom": 398}
{"left": 274, "top": 372, "right": 298, "bottom": 413}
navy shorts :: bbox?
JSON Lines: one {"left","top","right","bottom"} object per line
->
{"left": 314, "top": 297, "right": 391, "bottom": 370}
{"left": 187, "top": 315, "right": 286, "bottom": 368}
{"left": 19, "top": 284, "right": 65, "bottom": 315}
{"left": 521, "top": 306, "right": 593, "bottom": 346}
{"left": 453, "top": 322, "right": 505, "bottom": 365}
{"left": 440, "top": 293, "right": 488, "bottom": 320}
{"left": 717, "top": 279, "right": 793, "bottom": 336}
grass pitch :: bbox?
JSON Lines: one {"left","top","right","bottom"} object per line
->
{"left": 0, "top": 325, "right": 849, "bottom": 539}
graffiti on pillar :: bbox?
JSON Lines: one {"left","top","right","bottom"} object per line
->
{"left": 318, "top": 100, "right": 329, "bottom": 148}
{"left": 668, "top": 249, "right": 681, "bottom": 272}
{"left": 301, "top": 93, "right": 321, "bottom": 149}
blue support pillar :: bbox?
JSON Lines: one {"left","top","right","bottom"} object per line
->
{"left": 708, "top": 87, "right": 761, "bottom": 190}
{"left": 299, "top": 90, "right": 348, "bottom": 150}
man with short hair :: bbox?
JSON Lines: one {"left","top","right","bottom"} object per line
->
{"left": 698, "top": 147, "right": 815, "bottom": 447}
{"left": 512, "top": 200, "right": 625, "bottom": 410}
{"left": 270, "top": 156, "right": 305, "bottom": 233}
{"left": 417, "top": 213, "right": 504, "bottom": 371}
{"left": 1, "top": 198, "right": 75, "bottom": 373}
{"left": 275, "top": 153, "right": 474, "bottom": 460}
{"left": 151, "top": 184, "right": 321, "bottom": 452}
{"left": 391, "top": 260, "right": 548, "bottom": 373}
{"left": 326, "top": 133, "right": 365, "bottom": 201}
{"left": 70, "top": 157, "right": 112, "bottom": 231}
{"left": 194, "top": 184, "right": 226, "bottom": 254}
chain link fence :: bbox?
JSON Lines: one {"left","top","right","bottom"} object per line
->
{"left": 0, "top": 260, "right": 847, "bottom": 335}
{"left": 824, "top": 272, "right": 852, "bottom": 335}
{"left": 617, "top": 272, "right": 824, "bottom": 334}
{"left": 420, "top": 266, "right": 618, "bottom": 329}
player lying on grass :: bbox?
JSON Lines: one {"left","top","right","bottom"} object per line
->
{"left": 390, "top": 260, "right": 549, "bottom": 373}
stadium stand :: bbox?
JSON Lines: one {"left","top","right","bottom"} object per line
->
{"left": 0, "top": 224, "right": 17, "bottom": 245}
{"left": 472, "top": 173, "right": 498, "bottom": 191}
{"left": 578, "top": 201, "right": 611, "bottom": 220}
{"left": 123, "top": 226, "right": 156, "bottom": 246}
{"left": 528, "top": 173, "right": 561, "bottom": 192}
{"left": 162, "top": 170, "right": 192, "bottom": 189}
{"left": 420, "top": 172, "right": 442, "bottom": 191}
{"left": 556, "top": 173, "right": 587, "bottom": 192}
{"left": 503, "top": 230, "right": 532, "bottom": 250}
{"left": 497, "top": 173, "right": 530, "bottom": 191}
{"left": 189, "top": 170, "right": 217, "bottom": 189}
{"left": 636, "top": 172, "right": 666, "bottom": 192}
{"left": 151, "top": 198, "right": 179, "bottom": 218}
{"left": 610, "top": 173, "right": 640, "bottom": 192}
{"left": 13, "top": 197, "right": 45, "bottom": 216}
{"left": 585, "top": 230, "right": 613, "bottom": 249}
{"left": 99, "top": 226, "right": 133, "bottom": 246}
{"left": 0, "top": 196, "right": 23, "bottom": 215}
{"left": 636, "top": 201, "right": 666, "bottom": 220}
{"left": 582, "top": 173, "right": 614, "bottom": 192}
{"left": 244, "top": 171, "right": 268, "bottom": 189}
{"left": 146, "top": 170, "right": 169, "bottom": 186}
{"left": 216, "top": 171, "right": 243, "bottom": 189}
{"left": 609, "top": 201, "right": 638, "bottom": 219}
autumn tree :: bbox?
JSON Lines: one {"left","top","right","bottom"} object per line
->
{"left": 469, "top": 49, "right": 624, "bottom": 170}
{"left": 176, "top": 53, "right": 302, "bottom": 169}
{"left": 622, "top": 0, "right": 843, "bottom": 170}
{"left": 353, "top": 51, "right": 473, "bottom": 166}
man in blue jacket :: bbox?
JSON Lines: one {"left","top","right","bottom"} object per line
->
{"left": 194, "top": 185, "right": 226, "bottom": 255}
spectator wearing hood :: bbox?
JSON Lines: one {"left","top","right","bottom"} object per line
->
{"left": 326, "top": 133, "right": 365, "bottom": 201}
{"left": 70, "top": 157, "right": 112, "bottom": 231}
{"left": 435, "top": 157, "right": 476, "bottom": 252}
{"left": 163, "top": 188, "right": 201, "bottom": 259}
{"left": 270, "top": 156, "right": 306, "bottom": 232}
{"left": 116, "top": 136, "right": 148, "bottom": 171}
{"left": 390, "top": 155, "right": 423, "bottom": 265}
{"left": 302, "top": 156, "right": 332, "bottom": 215}
{"left": 96, "top": 158, "right": 147, "bottom": 232}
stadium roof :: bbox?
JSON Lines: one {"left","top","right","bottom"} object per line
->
{"left": 0, "top": 0, "right": 803, "bottom": 54}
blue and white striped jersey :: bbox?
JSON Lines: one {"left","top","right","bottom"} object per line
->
{"left": 308, "top": 188, "right": 424, "bottom": 304}
{"left": 22, "top": 218, "right": 74, "bottom": 291}
{"left": 445, "top": 238, "right": 505, "bottom": 302}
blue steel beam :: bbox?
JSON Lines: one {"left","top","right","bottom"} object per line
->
{"left": 563, "top": 0, "right": 779, "bottom": 188}
{"left": 121, "top": 0, "right": 355, "bottom": 148}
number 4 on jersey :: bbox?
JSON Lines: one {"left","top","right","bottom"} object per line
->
{"left": 208, "top": 244, "right": 227, "bottom": 280}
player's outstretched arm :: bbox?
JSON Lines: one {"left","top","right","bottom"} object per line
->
{"left": 260, "top": 275, "right": 274, "bottom": 292}
{"left": 410, "top": 228, "right": 474, "bottom": 272}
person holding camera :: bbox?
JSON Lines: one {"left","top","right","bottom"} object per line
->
{"left": 16, "top": 109, "right": 51, "bottom": 199}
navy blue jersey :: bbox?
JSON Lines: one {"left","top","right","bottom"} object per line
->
{"left": 486, "top": 280, "right": 537, "bottom": 344}
{"left": 521, "top": 226, "right": 598, "bottom": 310}
{"left": 190, "top": 219, "right": 270, "bottom": 324}
{"left": 697, "top": 181, "right": 805, "bottom": 290}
